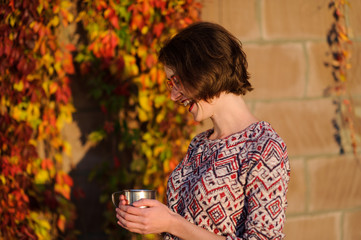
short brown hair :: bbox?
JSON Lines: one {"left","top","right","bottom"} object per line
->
{"left": 158, "top": 22, "right": 253, "bottom": 101}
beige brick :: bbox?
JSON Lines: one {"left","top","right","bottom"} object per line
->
{"left": 253, "top": 99, "right": 339, "bottom": 156}
{"left": 263, "top": 0, "right": 333, "bottom": 39}
{"left": 308, "top": 155, "right": 361, "bottom": 211}
{"left": 62, "top": 112, "right": 106, "bottom": 172}
{"left": 349, "top": 0, "right": 361, "bottom": 38}
{"left": 338, "top": 97, "right": 361, "bottom": 154}
{"left": 244, "top": 43, "right": 306, "bottom": 100}
{"left": 284, "top": 213, "right": 341, "bottom": 240}
{"left": 344, "top": 209, "right": 361, "bottom": 240}
{"left": 221, "top": 0, "right": 260, "bottom": 40}
{"left": 307, "top": 41, "right": 361, "bottom": 97}
{"left": 306, "top": 42, "right": 360, "bottom": 98}
{"left": 200, "top": 0, "right": 220, "bottom": 23}
{"left": 286, "top": 158, "right": 307, "bottom": 214}
{"left": 348, "top": 42, "right": 361, "bottom": 95}
{"left": 307, "top": 42, "right": 335, "bottom": 97}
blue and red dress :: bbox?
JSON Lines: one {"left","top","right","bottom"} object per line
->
{"left": 165, "top": 121, "right": 291, "bottom": 240}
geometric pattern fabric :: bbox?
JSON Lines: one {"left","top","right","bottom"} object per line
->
{"left": 165, "top": 121, "right": 290, "bottom": 240}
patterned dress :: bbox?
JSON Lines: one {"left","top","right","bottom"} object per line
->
{"left": 164, "top": 121, "right": 290, "bottom": 240}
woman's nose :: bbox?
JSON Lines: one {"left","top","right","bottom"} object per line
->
{"left": 170, "top": 88, "right": 182, "bottom": 101}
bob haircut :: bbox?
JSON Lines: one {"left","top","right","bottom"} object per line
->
{"left": 158, "top": 21, "right": 253, "bottom": 101}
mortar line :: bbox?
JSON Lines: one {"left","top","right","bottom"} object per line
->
{"left": 256, "top": 0, "right": 263, "bottom": 41}
{"left": 340, "top": 211, "right": 344, "bottom": 240}
{"left": 304, "top": 157, "right": 311, "bottom": 213}
{"left": 286, "top": 205, "right": 361, "bottom": 218}
{"left": 302, "top": 41, "right": 310, "bottom": 99}
{"left": 218, "top": 0, "right": 222, "bottom": 26}
{"left": 244, "top": 38, "right": 326, "bottom": 45}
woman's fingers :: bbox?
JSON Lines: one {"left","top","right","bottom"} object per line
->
{"left": 116, "top": 207, "right": 150, "bottom": 234}
{"left": 116, "top": 207, "right": 144, "bottom": 221}
{"left": 132, "top": 198, "right": 157, "bottom": 208}
{"left": 118, "top": 195, "right": 129, "bottom": 207}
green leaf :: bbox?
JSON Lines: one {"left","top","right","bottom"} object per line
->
{"left": 88, "top": 130, "right": 106, "bottom": 144}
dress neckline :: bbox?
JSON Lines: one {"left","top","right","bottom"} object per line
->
{"left": 204, "top": 121, "right": 265, "bottom": 142}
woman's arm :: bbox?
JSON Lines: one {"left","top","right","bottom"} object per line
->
{"left": 116, "top": 198, "right": 226, "bottom": 240}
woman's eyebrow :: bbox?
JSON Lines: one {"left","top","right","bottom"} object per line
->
{"left": 167, "top": 74, "right": 175, "bottom": 80}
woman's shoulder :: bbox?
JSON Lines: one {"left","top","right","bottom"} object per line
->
{"left": 187, "top": 121, "right": 286, "bottom": 151}
{"left": 224, "top": 121, "right": 283, "bottom": 143}
{"left": 252, "top": 121, "right": 287, "bottom": 150}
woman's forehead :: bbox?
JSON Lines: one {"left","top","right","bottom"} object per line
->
{"left": 164, "top": 66, "right": 175, "bottom": 78}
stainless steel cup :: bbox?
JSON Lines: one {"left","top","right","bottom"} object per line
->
{"left": 112, "top": 189, "right": 156, "bottom": 208}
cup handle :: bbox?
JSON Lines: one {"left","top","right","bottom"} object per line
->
{"left": 111, "top": 191, "right": 124, "bottom": 208}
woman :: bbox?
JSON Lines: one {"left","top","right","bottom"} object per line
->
{"left": 116, "top": 22, "right": 290, "bottom": 240}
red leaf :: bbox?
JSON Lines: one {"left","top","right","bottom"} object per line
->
{"left": 110, "top": 15, "right": 119, "bottom": 29}
{"left": 113, "top": 156, "right": 120, "bottom": 168}
{"left": 104, "top": 121, "right": 114, "bottom": 133}
{"left": 153, "top": 22, "right": 164, "bottom": 38}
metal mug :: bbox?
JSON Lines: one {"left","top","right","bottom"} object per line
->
{"left": 112, "top": 189, "right": 156, "bottom": 208}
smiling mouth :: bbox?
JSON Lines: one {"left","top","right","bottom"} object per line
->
{"left": 182, "top": 100, "right": 195, "bottom": 112}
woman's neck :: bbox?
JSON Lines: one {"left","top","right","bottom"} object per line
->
{"left": 208, "top": 93, "right": 258, "bottom": 140}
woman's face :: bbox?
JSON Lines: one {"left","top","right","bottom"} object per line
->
{"left": 164, "top": 66, "right": 215, "bottom": 122}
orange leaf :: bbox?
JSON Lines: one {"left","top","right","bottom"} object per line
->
{"left": 41, "top": 158, "right": 54, "bottom": 170}
{"left": 63, "top": 173, "right": 73, "bottom": 187}
{"left": 65, "top": 44, "right": 76, "bottom": 52}
{"left": 57, "top": 215, "right": 66, "bottom": 232}
{"left": 40, "top": 41, "right": 46, "bottom": 55}
{"left": 63, "top": 52, "right": 75, "bottom": 74}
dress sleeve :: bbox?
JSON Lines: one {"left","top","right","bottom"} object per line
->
{"left": 227, "top": 138, "right": 290, "bottom": 240}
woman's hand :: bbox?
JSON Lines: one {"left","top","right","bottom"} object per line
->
{"left": 116, "top": 197, "right": 175, "bottom": 235}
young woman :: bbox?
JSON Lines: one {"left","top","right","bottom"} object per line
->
{"left": 116, "top": 22, "right": 291, "bottom": 240}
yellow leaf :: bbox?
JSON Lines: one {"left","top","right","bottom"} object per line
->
{"left": 139, "top": 91, "right": 152, "bottom": 112}
{"left": 36, "top": 3, "right": 43, "bottom": 14}
{"left": 63, "top": 141, "right": 72, "bottom": 156}
{"left": 75, "top": 11, "right": 86, "bottom": 22}
{"left": 26, "top": 163, "right": 32, "bottom": 174}
{"left": 9, "top": 15, "right": 16, "bottom": 27}
{"left": 67, "top": 12, "right": 74, "bottom": 22}
{"left": 49, "top": 16, "right": 59, "bottom": 27}
{"left": 55, "top": 153, "right": 62, "bottom": 163}
{"left": 54, "top": 62, "right": 61, "bottom": 74}
{"left": 138, "top": 107, "right": 148, "bottom": 122}
{"left": 339, "top": 74, "right": 346, "bottom": 82}
{"left": 141, "top": 26, "right": 149, "bottom": 34}
{"left": 34, "top": 169, "right": 50, "bottom": 184}
{"left": 154, "top": 145, "right": 165, "bottom": 157}
{"left": 0, "top": 175, "right": 6, "bottom": 185}
{"left": 60, "top": 0, "right": 72, "bottom": 9}
{"left": 156, "top": 109, "right": 166, "bottom": 123}
{"left": 339, "top": 32, "right": 349, "bottom": 41}
{"left": 137, "top": 46, "right": 147, "bottom": 57}
{"left": 13, "top": 81, "right": 24, "bottom": 91}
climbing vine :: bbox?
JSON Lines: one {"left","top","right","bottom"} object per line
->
{"left": 326, "top": 0, "right": 359, "bottom": 156}
{"left": 0, "top": 0, "right": 76, "bottom": 239}
{"left": 1, "top": 0, "right": 202, "bottom": 239}
{"left": 74, "top": 0, "right": 201, "bottom": 238}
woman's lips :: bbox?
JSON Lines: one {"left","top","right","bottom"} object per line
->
{"left": 188, "top": 102, "right": 195, "bottom": 112}
{"left": 182, "top": 100, "right": 195, "bottom": 112}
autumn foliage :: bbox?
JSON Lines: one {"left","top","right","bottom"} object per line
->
{"left": 0, "top": 0, "right": 76, "bottom": 239}
{"left": 1, "top": 0, "right": 201, "bottom": 239}
{"left": 75, "top": 0, "right": 201, "bottom": 238}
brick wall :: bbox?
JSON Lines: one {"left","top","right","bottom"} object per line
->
{"left": 199, "top": 0, "right": 361, "bottom": 239}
